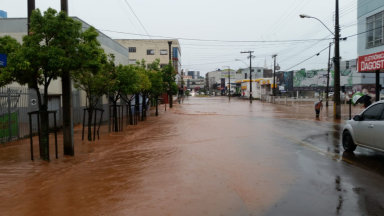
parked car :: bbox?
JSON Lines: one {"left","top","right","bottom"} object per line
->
{"left": 328, "top": 92, "right": 346, "bottom": 101}
{"left": 342, "top": 100, "right": 384, "bottom": 152}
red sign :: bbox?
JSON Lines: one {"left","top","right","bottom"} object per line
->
{"left": 358, "top": 51, "right": 384, "bottom": 72}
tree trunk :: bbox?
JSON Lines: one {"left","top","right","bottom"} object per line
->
{"left": 39, "top": 105, "right": 50, "bottom": 161}
{"left": 135, "top": 94, "right": 140, "bottom": 123}
{"left": 169, "top": 93, "right": 173, "bottom": 108}
{"left": 155, "top": 95, "right": 159, "bottom": 116}
{"left": 87, "top": 108, "right": 93, "bottom": 141}
{"left": 128, "top": 100, "right": 133, "bottom": 125}
{"left": 141, "top": 94, "right": 146, "bottom": 121}
{"left": 113, "top": 100, "right": 118, "bottom": 132}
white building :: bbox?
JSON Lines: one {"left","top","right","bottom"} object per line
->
{"left": 357, "top": 0, "right": 384, "bottom": 96}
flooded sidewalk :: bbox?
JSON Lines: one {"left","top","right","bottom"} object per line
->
{"left": 0, "top": 97, "right": 372, "bottom": 215}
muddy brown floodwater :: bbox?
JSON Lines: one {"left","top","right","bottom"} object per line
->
{"left": 0, "top": 96, "right": 369, "bottom": 215}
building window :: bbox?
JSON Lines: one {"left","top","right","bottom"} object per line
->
{"left": 160, "top": 50, "right": 168, "bottom": 55}
{"left": 346, "top": 61, "right": 350, "bottom": 69}
{"left": 128, "top": 47, "right": 136, "bottom": 53}
{"left": 129, "top": 59, "right": 137, "bottom": 64}
{"left": 147, "top": 49, "right": 155, "bottom": 55}
{"left": 367, "top": 11, "right": 384, "bottom": 49}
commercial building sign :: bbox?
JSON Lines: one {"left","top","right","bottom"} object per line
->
{"left": 358, "top": 51, "right": 384, "bottom": 72}
{"left": 0, "top": 54, "right": 6, "bottom": 67}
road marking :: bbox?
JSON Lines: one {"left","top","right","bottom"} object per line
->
{"left": 273, "top": 130, "right": 356, "bottom": 165}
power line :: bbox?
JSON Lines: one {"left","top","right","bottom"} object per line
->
{"left": 182, "top": 60, "right": 238, "bottom": 67}
{"left": 284, "top": 45, "right": 330, "bottom": 71}
{"left": 100, "top": 29, "right": 331, "bottom": 43}
{"left": 122, "top": 0, "right": 151, "bottom": 38}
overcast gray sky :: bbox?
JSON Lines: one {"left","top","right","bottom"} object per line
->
{"left": 0, "top": 0, "right": 358, "bottom": 74}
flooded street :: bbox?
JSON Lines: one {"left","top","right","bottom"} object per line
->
{"left": 1, "top": 96, "right": 384, "bottom": 215}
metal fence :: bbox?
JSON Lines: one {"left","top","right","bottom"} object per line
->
{"left": 0, "top": 87, "right": 83, "bottom": 144}
{"left": 1, "top": 87, "right": 32, "bottom": 143}
{"left": 0, "top": 86, "right": 146, "bottom": 144}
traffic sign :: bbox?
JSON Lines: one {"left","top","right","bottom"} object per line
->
{"left": 0, "top": 54, "right": 7, "bottom": 67}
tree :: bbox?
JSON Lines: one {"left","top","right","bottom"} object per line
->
{"left": 116, "top": 64, "right": 142, "bottom": 125}
{"left": 147, "top": 60, "right": 164, "bottom": 116}
{"left": 137, "top": 64, "right": 151, "bottom": 121}
{"left": 161, "top": 63, "right": 178, "bottom": 108}
{"left": 3, "top": 8, "right": 83, "bottom": 160}
{"left": 72, "top": 27, "right": 113, "bottom": 141}
{"left": 0, "top": 36, "right": 20, "bottom": 86}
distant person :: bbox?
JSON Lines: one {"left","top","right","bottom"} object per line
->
{"left": 314, "top": 100, "right": 323, "bottom": 118}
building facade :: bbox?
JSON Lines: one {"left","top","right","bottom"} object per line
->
{"left": 115, "top": 39, "right": 181, "bottom": 72}
{"left": 357, "top": 0, "right": 384, "bottom": 97}
{"left": 357, "top": 0, "right": 384, "bottom": 57}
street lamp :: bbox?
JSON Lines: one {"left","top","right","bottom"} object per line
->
{"left": 299, "top": 0, "right": 341, "bottom": 119}
{"left": 299, "top": 14, "right": 334, "bottom": 35}
{"left": 235, "top": 59, "right": 248, "bottom": 67}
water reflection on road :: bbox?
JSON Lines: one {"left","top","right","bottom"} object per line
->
{"left": 0, "top": 96, "right": 383, "bottom": 215}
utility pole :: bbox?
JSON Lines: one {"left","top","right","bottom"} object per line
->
{"left": 326, "top": 42, "right": 332, "bottom": 107}
{"left": 376, "top": 70, "right": 381, "bottom": 101}
{"left": 61, "top": 0, "right": 68, "bottom": 12}
{"left": 168, "top": 41, "right": 173, "bottom": 108}
{"left": 61, "top": 0, "right": 74, "bottom": 156}
{"left": 228, "top": 67, "right": 231, "bottom": 101}
{"left": 241, "top": 51, "right": 254, "bottom": 103}
{"left": 334, "top": 0, "right": 341, "bottom": 119}
{"left": 27, "top": 0, "right": 35, "bottom": 34}
{"left": 224, "top": 67, "right": 231, "bottom": 100}
{"left": 272, "top": 54, "right": 277, "bottom": 96}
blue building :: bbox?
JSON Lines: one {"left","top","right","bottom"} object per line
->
{"left": 0, "top": 10, "right": 7, "bottom": 18}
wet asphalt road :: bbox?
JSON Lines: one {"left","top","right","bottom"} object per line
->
{"left": 1, "top": 96, "right": 384, "bottom": 215}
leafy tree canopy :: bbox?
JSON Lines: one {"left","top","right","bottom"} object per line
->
{"left": 0, "top": 36, "right": 20, "bottom": 86}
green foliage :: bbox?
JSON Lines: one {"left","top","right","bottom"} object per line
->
{"left": 72, "top": 27, "right": 112, "bottom": 108}
{"left": 148, "top": 69, "right": 163, "bottom": 97}
{"left": 161, "top": 63, "right": 178, "bottom": 94}
{"left": 116, "top": 64, "right": 142, "bottom": 95}
{"left": 0, "top": 36, "right": 21, "bottom": 86}
{"left": 4, "top": 8, "right": 83, "bottom": 106}
{"left": 147, "top": 59, "right": 161, "bottom": 72}
{"left": 138, "top": 68, "right": 151, "bottom": 92}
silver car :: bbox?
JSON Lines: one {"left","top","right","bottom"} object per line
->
{"left": 342, "top": 100, "right": 384, "bottom": 152}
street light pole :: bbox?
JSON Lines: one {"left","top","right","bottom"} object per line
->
{"left": 224, "top": 66, "right": 231, "bottom": 100}
{"left": 27, "top": 0, "right": 35, "bottom": 34}
{"left": 60, "top": 0, "right": 75, "bottom": 156}
{"left": 168, "top": 41, "right": 173, "bottom": 108}
{"left": 334, "top": 0, "right": 341, "bottom": 119}
{"left": 299, "top": 2, "right": 341, "bottom": 119}
{"left": 241, "top": 51, "right": 254, "bottom": 103}
{"left": 272, "top": 54, "right": 277, "bottom": 96}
